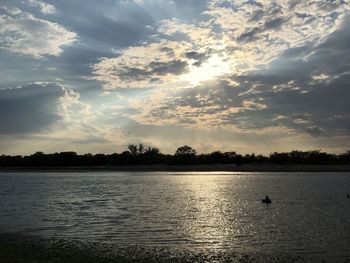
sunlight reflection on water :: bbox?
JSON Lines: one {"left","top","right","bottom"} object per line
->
{"left": 0, "top": 172, "right": 350, "bottom": 260}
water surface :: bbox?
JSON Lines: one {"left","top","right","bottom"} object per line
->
{"left": 1, "top": 172, "right": 350, "bottom": 262}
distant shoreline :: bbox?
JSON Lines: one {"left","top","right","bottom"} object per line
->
{"left": 1, "top": 164, "right": 350, "bottom": 172}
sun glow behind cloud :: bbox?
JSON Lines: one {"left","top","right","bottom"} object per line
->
{"left": 181, "top": 53, "right": 232, "bottom": 85}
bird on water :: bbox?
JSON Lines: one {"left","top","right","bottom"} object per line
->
{"left": 262, "top": 195, "right": 272, "bottom": 204}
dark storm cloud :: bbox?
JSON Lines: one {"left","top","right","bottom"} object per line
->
{"left": 0, "top": 83, "right": 65, "bottom": 134}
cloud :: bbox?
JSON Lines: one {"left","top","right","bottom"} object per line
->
{"left": 26, "top": 0, "right": 57, "bottom": 15}
{"left": 204, "top": 0, "right": 349, "bottom": 69}
{"left": 0, "top": 81, "right": 111, "bottom": 150}
{"left": 92, "top": 0, "right": 349, "bottom": 90}
{"left": 0, "top": 82, "right": 68, "bottom": 134}
{"left": 44, "top": 0, "right": 159, "bottom": 49}
{"left": 125, "top": 17, "right": 350, "bottom": 144}
{"left": 127, "top": 79, "right": 262, "bottom": 130}
{"left": 92, "top": 40, "right": 192, "bottom": 89}
{"left": 0, "top": 6, "right": 77, "bottom": 58}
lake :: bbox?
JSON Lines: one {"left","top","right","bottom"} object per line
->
{"left": 0, "top": 172, "right": 350, "bottom": 262}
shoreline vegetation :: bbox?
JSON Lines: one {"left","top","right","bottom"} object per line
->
{"left": 1, "top": 144, "right": 350, "bottom": 172}
{"left": 1, "top": 164, "right": 350, "bottom": 172}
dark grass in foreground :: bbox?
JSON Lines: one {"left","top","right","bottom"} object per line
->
{"left": 0, "top": 234, "right": 341, "bottom": 263}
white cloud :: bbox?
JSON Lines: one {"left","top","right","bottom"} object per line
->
{"left": 88, "top": 0, "right": 350, "bottom": 150}
{"left": 92, "top": 40, "right": 192, "bottom": 89}
{"left": 92, "top": 0, "right": 349, "bottom": 91}
{"left": 26, "top": 0, "right": 57, "bottom": 15}
{"left": 200, "top": 0, "right": 350, "bottom": 73}
{"left": 124, "top": 79, "right": 271, "bottom": 133}
{"left": 0, "top": 7, "right": 77, "bottom": 58}
{"left": 58, "top": 87, "right": 92, "bottom": 122}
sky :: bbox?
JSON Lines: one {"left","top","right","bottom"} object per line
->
{"left": 1, "top": 0, "right": 350, "bottom": 155}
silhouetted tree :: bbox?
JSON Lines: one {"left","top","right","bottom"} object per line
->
{"left": 339, "top": 151, "right": 350, "bottom": 164}
{"left": 128, "top": 144, "right": 138, "bottom": 156}
{"left": 141, "top": 147, "right": 161, "bottom": 164}
{"left": 174, "top": 146, "right": 197, "bottom": 165}
{"left": 138, "top": 144, "right": 145, "bottom": 155}
{"left": 1, "top": 147, "right": 349, "bottom": 167}
{"left": 175, "top": 146, "right": 196, "bottom": 156}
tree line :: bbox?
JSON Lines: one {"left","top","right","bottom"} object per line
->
{"left": 0, "top": 144, "right": 350, "bottom": 167}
